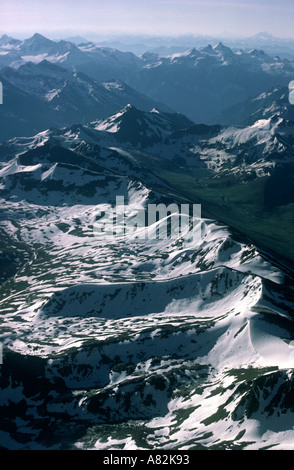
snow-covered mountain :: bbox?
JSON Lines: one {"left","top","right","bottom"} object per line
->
{"left": 0, "top": 60, "right": 173, "bottom": 141}
{"left": 0, "top": 33, "right": 142, "bottom": 82}
{"left": 0, "top": 107, "right": 294, "bottom": 449}
{"left": 1, "top": 34, "right": 294, "bottom": 124}
{"left": 1, "top": 102, "right": 291, "bottom": 203}
{"left": 83, "top": 103, "right": 294, "bottom": 185}
{"left": 0, "top": 34, "right": 21, "bottom": 47}
{"left": 213, "top": 85, "right": 294, "bottom": 126}
{"left": 129, "top": 43, "right": 294, "bottom": 123}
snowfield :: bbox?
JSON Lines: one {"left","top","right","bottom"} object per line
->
{"left": 0, "top": 144, "right": 294, "bottom": 450}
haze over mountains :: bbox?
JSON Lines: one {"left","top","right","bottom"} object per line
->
{"left": 31, "top": 31, "right": 294, "bottom": 59}
{"left": 0, "top": 59, "right": 173, "bottom": 140}
{"left": 1, "top": 33, "right": 294, "bottom": 127}
{"left": 1, "top": 32, "right": 294, "bottom": 450}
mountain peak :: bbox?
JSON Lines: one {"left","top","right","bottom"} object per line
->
{"left": 22, "top": 33, "right": 55, "bottom": 52}
{"left": 213, "top": 42, "right": 233, "bottom": 55}
{"left": 93, "top": 104, "right": 194, "bottom": 147}
{"left": 0, "top": 34, "right": 20, "bottom": 46}
{"left": 18, "top": 61, "right": 41, "bottom": 72}
{"left": 121, "top": 103, "right": 137, "bottom": 113}
{"left": 201, "top": 44, "right": 216, "bottom": 55}
{"left": 32, "top": 33, "right": 46, "bottom": 40}
{"left": 0, "top": 34, "right": 11, "bottom": 42}
{"left": 187, "top": 47, "right": 201, "bottom": 58}
{"left": 26, "top": 33, "right": 54, "bottom": 44}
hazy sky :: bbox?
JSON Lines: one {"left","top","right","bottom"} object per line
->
{"left": 1, "top": 0, "right": 294, "bottom": 39}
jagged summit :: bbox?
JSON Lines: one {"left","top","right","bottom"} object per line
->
{"left": 201, "top": 44, "right": 215, "bottom": 54}
{"left": 93, "top": 104, "right": 195, "bottom": 146}
{"left": 1, "top": 32, "right": 294, "bottom": 125}
{"left": 0, "top": 34, "right": 14, "bottom": 43}
{"left": 38, "top": 59, "right": 69, "bottom": 71}
{"left": 213, "top": 42, "right": 234, "bottom": 55}
{"left": 186, "top": 47, "right": 201, "bottom": 57}
{"left": 0, "top": 34, "right": 21, "bottom": 46}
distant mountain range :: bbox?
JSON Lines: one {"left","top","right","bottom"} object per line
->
{"left": 128, "top": 43, "right": 294, "bottom": 123}
{"left": 1, "top": 33, "right": 294, "bottom": 126}
{"left": 63, "top": 31, "right": 294, "bottom": 59}
{"left": 0, "top": 59, "right": 172, "bottom": 140}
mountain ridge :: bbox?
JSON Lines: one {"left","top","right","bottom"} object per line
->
{"left": 0, "top": 61, "right": 174, "bottom": 141}
{"left": 1, "top": 92, "right": 294, "bottom": 262}
{"left": 1, "top": 33, "right": 294, "bottom": 124}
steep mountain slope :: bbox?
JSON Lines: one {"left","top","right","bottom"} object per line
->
{"left": 0, "top": 33, "right": 142, "bottom": 83}
{"left": 213, "top": 85, "right": 294, "bottom": 126}
{"left": 155, "top": 112, "right": 294, "bottom": 263}
{"left": 2, "top": 100, "right": 293, "bottom": 261}
{"left": 0, "top": 61, "right": 172, "bottom": 141}
{"left": 128, "top": 43, "right": 294, "bottom": 123}
{"left": 0, "top": 74, "right": 59, "bottom": 140}
{"left": 93, "top": 104, "right": 196, "bottom": 146}
{"left": 0, "top": 34, "right": 21, "bottom": 47}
